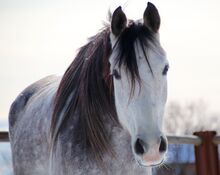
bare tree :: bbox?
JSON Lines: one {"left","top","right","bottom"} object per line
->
{"left": 164, "top": 100, "right": 220, "bottom": 135}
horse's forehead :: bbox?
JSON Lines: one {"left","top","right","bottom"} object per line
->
{"left": 136, "top": 39, "right": 167, "bottom": 63}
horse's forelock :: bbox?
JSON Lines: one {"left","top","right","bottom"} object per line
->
{"left": 113, "top": 22, "right": 155, "bottom": 95}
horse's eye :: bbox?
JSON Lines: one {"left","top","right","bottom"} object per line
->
{"left": 113, "top": 69, "right": 121, "bottom": 79}
{"left": 162, "top": 65, "right": 169, "bottom": 75}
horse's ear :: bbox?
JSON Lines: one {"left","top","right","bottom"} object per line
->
{"left": 111, "top": 6, "right": 127, "bottom": 36}
{"left": 143, "top": 2, "right": 160, "bottom": 33}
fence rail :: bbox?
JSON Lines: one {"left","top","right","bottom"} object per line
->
{"left": 167, "top": 135, "right": 202, "bottom": 145}
{"left": 213, "top": 136, "right": 220, "bottom": 144}
{"left": 0, "top": 131, "right": 219, "bottom": 175}
{"left": 2, "top": 131, "right": 220, "bottom": 145}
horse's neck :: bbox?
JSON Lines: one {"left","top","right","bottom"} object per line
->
{"left": 56, "top": 113, "right": 152, "bottom": 174}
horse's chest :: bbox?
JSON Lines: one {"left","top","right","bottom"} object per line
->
{"left": 51, "top": 126, "right": 150, "bottom": 175}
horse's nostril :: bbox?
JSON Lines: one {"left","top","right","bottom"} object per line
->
{"left": 134, "top": 138, "right": 145, "bottom": 155}
{"left": 159, "top": 136, "right": 167, "bottom": 153}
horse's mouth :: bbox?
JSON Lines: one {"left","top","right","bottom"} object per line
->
{"left": 137, "top": 159, "right": 164, "bottom": 168}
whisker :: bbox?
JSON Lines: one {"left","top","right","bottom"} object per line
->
{"left": 163, "top": 163, "right": 173, "bottom": 171}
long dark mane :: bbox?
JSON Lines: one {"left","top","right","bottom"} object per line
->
{"left": 50, "top": 22, "right": 155, "bottom": 163}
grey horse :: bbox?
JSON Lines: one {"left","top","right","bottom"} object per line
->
{"left": 9, "top": 2, "right": 169, "bottom": 175}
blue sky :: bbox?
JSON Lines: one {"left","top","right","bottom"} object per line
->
{"left": 1, "top": 0, "right": 220, "bottom": 128}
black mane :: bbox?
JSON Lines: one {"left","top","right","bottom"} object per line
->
{"left": 50, "top": 23, "right": 155, "bottom": 163}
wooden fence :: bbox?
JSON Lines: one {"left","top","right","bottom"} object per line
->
{"left": 0, "top": 131, "right": 220, "bottom": 175}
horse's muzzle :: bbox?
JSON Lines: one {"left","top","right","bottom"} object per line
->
{"left": 134, "top": 135, "right": 167, "bottom": 167}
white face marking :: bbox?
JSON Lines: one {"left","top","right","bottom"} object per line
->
{"left": 109, "top": 31, "right": 169, "bottom": 166}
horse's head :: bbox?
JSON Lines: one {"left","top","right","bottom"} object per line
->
{"left": 109, "top": 2, "right": 169, "bottom": 167}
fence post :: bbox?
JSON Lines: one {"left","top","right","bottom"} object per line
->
{"left": 0, "top": 131, "right": 9, "bottom": 142}
{"left": 194, "top": 131, "right": 219, "bottom": 175}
